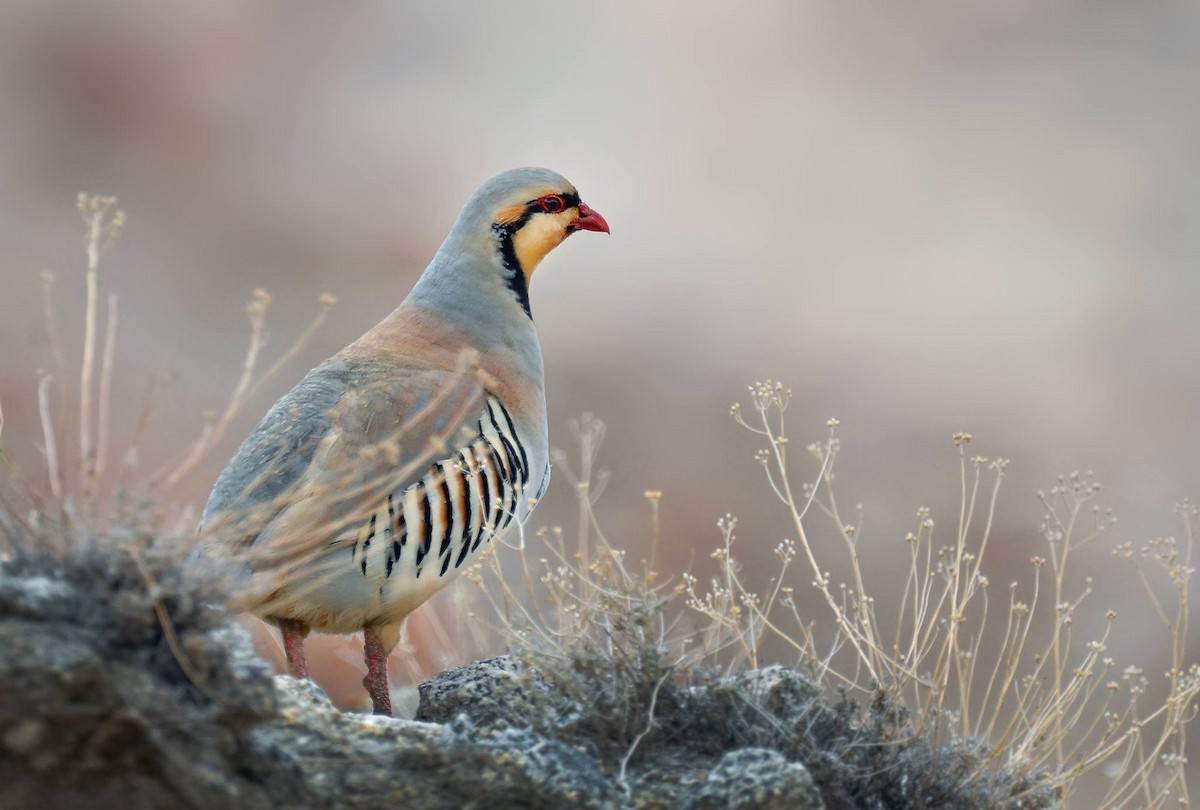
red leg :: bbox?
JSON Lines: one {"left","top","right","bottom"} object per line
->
{"left": 362, "top": 626, "right": 393, "bottom": 716}
{"left": 279, "top": 618, "right": 310, "bottom": 679}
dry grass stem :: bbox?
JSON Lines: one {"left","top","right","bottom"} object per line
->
{"left": 125, "top": 546, "right": 212, "bottom": 698}
{"left": 94, "top": 293, "right": 119, "bottom": 486}
{"left": 159, "top": 290, "right": 336, "bottom": 490}
{"left": 76, "top": 194, "right": 125, "bottom": 503}
{"left": 618, "top": 669, "right": 670, "bottom": 794}
{"left": 37, "top": 372, "right": 63, "bottom": 500}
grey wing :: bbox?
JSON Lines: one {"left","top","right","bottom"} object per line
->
{"left": 199, "top": 355, "right": 486, "bottom": 546}
{"left": 200, "top": 362, "right": 348, "bottom": 529}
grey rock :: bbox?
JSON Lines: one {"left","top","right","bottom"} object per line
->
{"left": 0, "top": 555, "right": 277, "bottom": 810}
{"left": 0, "top": 573, "right": 75, "bottom": 615}
{"left": 682, "top": 749, "right": 824, "bottom": 810}
{"left": 0, "top": 535, "right": 1060, "bottom": 810}
{"left": 416, "top": 654, "right": 553, "bottom": 729}
{"left": 246, "top": 674, "right": 625, "bottom": 809}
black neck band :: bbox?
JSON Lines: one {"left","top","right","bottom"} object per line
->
{"left": 489, "top": 192, "right": 581, "bottom": 321}
{"left": 494, "top": 227, "right": 533, "bottom": 319}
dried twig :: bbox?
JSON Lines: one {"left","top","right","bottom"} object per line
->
{"left": 159, "top": 291, "right": 335, "bottom": 489}
{"left": 94, "top": 293, "right": 119, "bottom": 485}
{"left": 644, "top": 489, "right": 662, "bottom": 579}
{"left": 239, "top": 292, "right": 337, "bottom": 416}
{"left": 618, "top": 670, "right": 669, "bottom": 794}
{"left": 126, "top": 547, "right": 212, "bottom": 698}
{"left": 37, "top": 372, "right": 63, "bottom": 500}
{"left": 76, "top": 194, "right": 125, "bottom": 502}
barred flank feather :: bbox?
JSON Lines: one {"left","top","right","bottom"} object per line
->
{"left": 354, "top": 396, "right": 530, "bottom": 583}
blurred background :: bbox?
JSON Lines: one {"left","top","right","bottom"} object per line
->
{"left": 0, "top": 0, "right": 1197, "bottom": 778}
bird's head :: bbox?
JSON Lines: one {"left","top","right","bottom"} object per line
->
{"left": 480, "top": 167, "right": 610, "bottom": 282}
{"left": 425, "top": 167, "right": 609, "bottom": 320}
{"left": 461, "top": 167, "right": 607, "bottom": 268}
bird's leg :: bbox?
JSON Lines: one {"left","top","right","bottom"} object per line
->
{"left": 362, "top": 625, "right": 394, "bottom": 716}
{"left": 279, "top": 618, "right": 311, "bottom": 679}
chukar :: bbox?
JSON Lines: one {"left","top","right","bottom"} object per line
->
{"left": 199, "top": 167, "right": 608, "bottom": 715}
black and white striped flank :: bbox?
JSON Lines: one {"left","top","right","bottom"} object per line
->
{"left": 347, "top": 396, "right": 532, "bottom": 582}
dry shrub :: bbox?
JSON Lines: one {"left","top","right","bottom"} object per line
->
{"left": 471, "top": 383, "right": 1195, "bottom": 807}
{"left": 453, "top": 414, "right": 1055, "bottom": 806}
{"left": 1, "top": 194, "right": 337, "bottom": 542}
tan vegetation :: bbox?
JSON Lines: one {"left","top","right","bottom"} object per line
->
{"left": 1, "top": 195, "right": 1195, "bottom": 808}
{"left": 465, "top": 394, "right": 1195, "bottom": 806}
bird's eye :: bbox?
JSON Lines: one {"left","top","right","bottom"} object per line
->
{"left": 537, "top": 195, "right": 565, "bottom": 213}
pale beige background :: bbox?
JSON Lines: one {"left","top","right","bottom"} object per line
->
{"left": 1, "top": 0, "right": 1197, "bottom": 790}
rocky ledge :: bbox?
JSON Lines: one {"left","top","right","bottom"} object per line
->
{"left": 0, "top": 542, "right": 1056, "bottom": 809}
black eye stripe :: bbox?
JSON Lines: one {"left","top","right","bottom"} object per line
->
{"left": 530, "top": 191, "right": 580, "bottom": 214}
{"left": 493, "top": 192, "right": 581, "bottom": 233}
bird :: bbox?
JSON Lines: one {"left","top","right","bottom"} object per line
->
{"left": 198, "top": 167, "right": 609, "bottom": 715}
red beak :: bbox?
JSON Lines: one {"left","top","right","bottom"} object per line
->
{"left": 571, "top": 203, "right": 610, "bottom": 234}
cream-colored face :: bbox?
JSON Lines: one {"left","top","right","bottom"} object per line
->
{"left": 510, "top": 208, "right": 577, "bottom": 277}
{"left": 493, "top": 188, "right": 581, "bottom": 279}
